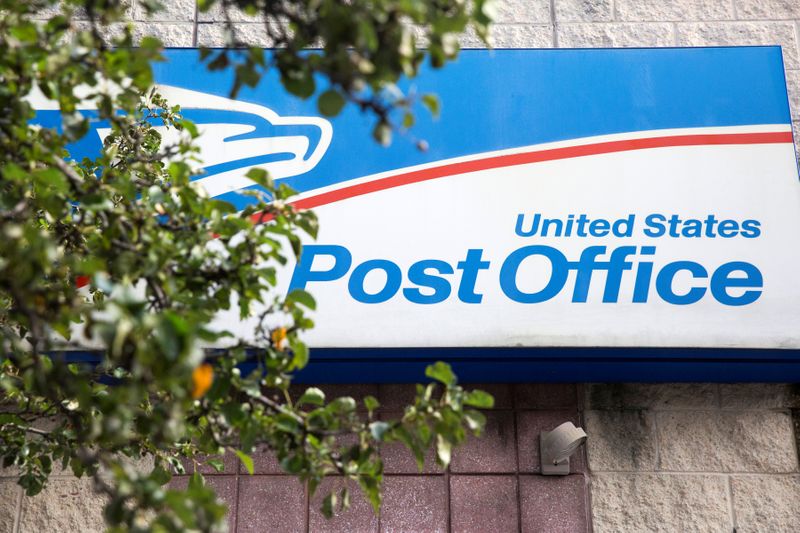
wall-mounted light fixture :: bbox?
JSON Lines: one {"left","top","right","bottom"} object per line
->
{"left": 540, "top": 421, "right": 587, "bottom": 475}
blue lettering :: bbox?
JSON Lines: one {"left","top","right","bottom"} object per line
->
{"left": 571, "top": 246, "right": 607, "bottom": 303}
{"left": 348, "top": 259, "right": 402, "bottom": 303}
{"left": 655, "top": 261, "right": 708, "bottom": 305}
{"left": 403, "top": 260, "right": 454, "bottom": 304}
{"left": 456, "top": 249, "right": 490, "bottom": 303}
{"left": 644, "top": 214, "right": 667, "bottom": 237}
{"left": 500, "top": 245, "right": 568, "bottom": 303}
{"left": 710, "top": 261, "right": 762, "bottom": 306}
{"left": 288, "top": 244, "right": 352, "bottom": 292}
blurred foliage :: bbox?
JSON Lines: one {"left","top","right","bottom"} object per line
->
{"left": 0, "top": 0, "right": 495, "bottom": 531}
{"left": 190, "top": 0, "right": 496, "bottom": 145}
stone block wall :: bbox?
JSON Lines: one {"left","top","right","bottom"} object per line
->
{"left": 586, "top": 384, "right": 800, "bottom": 532}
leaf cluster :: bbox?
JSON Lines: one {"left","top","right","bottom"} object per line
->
{"left": 192, "top": 0, "right": 495, "bottom": 145}
{"left": 0, "top": 1, "right": 494, "bottom": 531}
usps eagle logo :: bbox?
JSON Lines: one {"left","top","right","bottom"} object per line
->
{"left": 30, "top": 85, "right": 333, "bottom": 198}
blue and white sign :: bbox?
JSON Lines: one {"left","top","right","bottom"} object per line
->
{"left": 35, "top": 48, "right": 800, "bottom": 363}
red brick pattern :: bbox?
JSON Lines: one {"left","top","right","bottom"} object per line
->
{"left": 171, "top": 384, "right": 590, "bottom": 532}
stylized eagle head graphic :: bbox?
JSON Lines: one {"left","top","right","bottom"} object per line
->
{"left": 30, "top": 85, "right": 333, "bottom": 198}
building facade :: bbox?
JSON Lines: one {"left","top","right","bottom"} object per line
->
{"left": 3, "top": 1, "right": 800, "bottom": 531}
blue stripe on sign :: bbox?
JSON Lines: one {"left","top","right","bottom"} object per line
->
{"left": 46, "top": 47, "right": 784, "bottom": 211}
{"left": 156, "top": 47, "right": 791, "bottom": 209}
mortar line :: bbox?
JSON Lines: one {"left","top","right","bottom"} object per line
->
{"left": 789, "top": 408, "right": 800, "bottom": 473}
{"left": 795, "top": 21, "right": 800, "bottom": 70}
{"left": 550, "top": 0, "right": 557, "bottom": 47}
{"left": 589, "top": 470, "right": 799, "bottom": 475}
{"left": 13, "top": 484, "right": 22, "bottom": 533}
{"left": 233, "top": 464, "right": 240, "bottom": 532}
{"left": 192, "top": 0, "right": 199, "bottom": 47}
{"left": 445, "top": 464, "right": 452, "bottom": 533}
{"left": 653, "top": 410, "right": 661, "bottom": 470}
{"left": 377, "top": 468, "right": 382, "bottom": 532}
{"left": 534, "top": 19, "right": 800, "bottom": 26}
{"left": 726, "top": 475, "right": 737, "bottom": 531}
{"left": 512, "top": 386, "right": 522, "bottom": 533}
{"left": 577, "top": 384, "right": 594, "bottom": 533}
{"left": 304, "top": 479, "right": 310, "bottom": 533}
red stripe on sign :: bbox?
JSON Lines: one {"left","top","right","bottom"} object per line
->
{"left": 250, "top": 130, "right": 794, "bottom": 223}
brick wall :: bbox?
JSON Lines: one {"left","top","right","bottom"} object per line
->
{"left": 9, "top": 1, "right": 800, "bottom": 531}
{"left": 1, "top": 384, "right": 591, "bottom": 532}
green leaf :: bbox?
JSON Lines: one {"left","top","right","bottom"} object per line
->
{"left": 464, "top": 389, "right": 494, "bottom": 409}
{"left": 318, "top": 89, "right": 346, "bottom": 117}
{"left": 245, "top": 167, "right": 272, "bottom": 188}
{"left": 188, "top": 471, "right": 205, "bottom": 490}
{"left": 139, "top": 36, "right": 162, "bottom": 52}
{"left": 151, "top": 465, "right": 172, "bottom": 485}
{"left": 402, "top": 112, "right": 415, "bottom": 129}
{"left": 322, "top": 491, "right": 336, "bottom": 518}
{"left": 298, "top": 387, "right": 325, "bottom": 406}
{"left": 369, "top": 421, "right": 390, "bottom": 442}
{"left": 363, "top": 395, "right": 380, "bottom": 414}
{"left": 372, "top": 122, "right": 391, "bottom": 146}
{"left": 234, "top": 449, "right": 255, "bottom": 475}
{"left": 464, "top": 409, "right": 487, "bottom": 433}
{"left": 11, "top": 22, "right": 37, "bottom": 43}
{"left": 435, "top": 434, "right": 452, "bottom": 466}
{"left": 282, "top": 69, "right": 316, "bottom": 99}
{"left": 291, "top": 341, "right": 309, "bottom": 370}
{"left": 287, "top": 289, "right": 316, "bottom": 310}
{"left": 421, "top": 94, "right": 441, "bottom": 118}
{"left": 206, "top": 458, "right": 225, "bottom": 473}
{"left": 425, "top": 361, "right": 456, "bottom": 386}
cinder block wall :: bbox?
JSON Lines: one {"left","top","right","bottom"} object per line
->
{"left": 7, "top": 2, "right": 800, "bottom": 532}
{"left": 585, "top": 383, "right": 800, "bottom": 531}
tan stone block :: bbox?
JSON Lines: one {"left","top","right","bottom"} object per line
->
{"left": 198, "top": 4, "right": 266, "bottom": 22}
{"left": 0, "top": 480, "right": 20, "bottom": 533}
{"left": 459, "top": 24, "right": 554, "bottom": 48}
{"left": 785, "top": 71, "right": 800, "bottom": 123}
{"left": 18, "top": 478, "right": 107, "bottom": 533}
{"left": 134, "top": 23, "right": 195, "bottom": 47}
{"left": 555, "top": 0, "right": 614, "bottom": 22}
{"left": 489, "top": 24, "right": 554, "bottom": 48}
{"left": 591, "top": 473, "right": 731, "bottom": 532}
{"left": 584, "top": 410, "right": 657, "bottom": 471}
{"left": 676, "top": 22, "right": 799, "bottom": 69}
{"left": 737, "top": 0, "right": 800, "bottom": 20}
{"left": 494, "top": 0, "right": 551, "bottom": 23}
{"left": 133, "top": 0, "right": 196, "bottom": 22}
{"left": 557, "top": 23, "right": 675, "bottom": 48}
{"left": 731, "top": 475, "right": 800, "bottom": 533}
{"left": 32, "top": 1, "right": 133, "bottom": 20}
{"left": 719, "top": 383, "right": 800, "bottom": 409}
{"left": 616, "top": 0, "right": 734, "bottom": 21}
{"left": 196, "top": 22, "right": 274, "bottom": 47}
{"left": 657, "top": 411, "right": 797, "bottom": 472}
{"left": 585, "top": 383, "right": 718, "bottom": 410}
